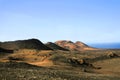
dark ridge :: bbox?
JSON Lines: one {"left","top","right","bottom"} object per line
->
{"left": 0, "top": 47, "right": 13, "bottom": 53}
{"left": 0, "top": 39, "right": 52, "bottom": 50}
{"left": 45, "top": 42, "right": 69, "bottom": 51}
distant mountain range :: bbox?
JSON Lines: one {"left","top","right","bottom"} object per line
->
{"left": 0, "top": 39, "right": 97, "bottom": 51}
{"left": 1, "top": 38, "right": 119, "bottom": 52}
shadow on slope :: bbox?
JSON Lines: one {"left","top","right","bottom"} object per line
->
{"left": 45, "top": 42, "right": 69, "bottom": 51}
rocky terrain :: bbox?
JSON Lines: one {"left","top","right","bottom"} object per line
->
{"left": 0, "top": 39, "right": 120, "bottom": 80}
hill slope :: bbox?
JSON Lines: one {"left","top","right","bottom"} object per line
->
{"left": 45, "top": 42, "right": 69, "bottom": 51}
{"left": 0, "top": 39, "right": 52, "bottom": 50}
{"left": 55, "top": 40, "right": 98, "bottom": 51}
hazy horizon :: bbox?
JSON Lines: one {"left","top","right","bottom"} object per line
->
{"left": 0, "top": 0, "right": 120, "bottom": 43}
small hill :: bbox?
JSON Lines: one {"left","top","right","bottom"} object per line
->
{"left": 0, "top": 39, "right": 52, "bottom": 50}
{"left": 45, "top": 42, "right": 69, "bottom": 51}
{"left": 55, "top": 40, "right": 98, "bottom": 51}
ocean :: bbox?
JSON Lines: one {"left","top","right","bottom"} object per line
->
{"left": 88, "top": 43, "right": 120, "bottom": 49}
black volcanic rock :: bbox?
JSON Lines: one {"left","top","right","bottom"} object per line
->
{"left": 0, "top": 39, "right": 52, "bottom": 50}
{"left": 45, "top": 42, "right": 69, "bottom": 51}
{"left": 0, "top": 47, "right": 13, "bottom": 53}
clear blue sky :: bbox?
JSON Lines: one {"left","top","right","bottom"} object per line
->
{"left": 0, "top": 0, "right": 120, "bottom": 43}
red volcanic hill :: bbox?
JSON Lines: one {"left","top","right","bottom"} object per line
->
{"left": 55, "top": 40, "right": 98, "bottom": 51}
{"left": 0, "top": 39, "right": 52, "bottom": 50}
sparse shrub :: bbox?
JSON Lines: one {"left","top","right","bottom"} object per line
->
{"left": 49, "top": 54, "right": 68, "bottom": 63}
{"left": 107, "top": 52, "right": 119, "bottom": 58}
{"left": 34, "top": 58, "right": 37, "bottom": 60}
{"left": 8, "top": 56, "right": 24, "bottom": 61}
{"left": 79, "top": 59, "right": 85, "bottom": 64}
{"left": 68, "top": 58, "right": 86, "bottom": 65}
